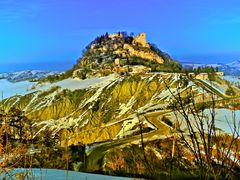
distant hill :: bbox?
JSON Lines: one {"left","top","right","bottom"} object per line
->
{"left": 66, "top": 32, "right": 182, "bottom": 79}
{"left": 0, "top": 70, "right": 60, "bottom": 82}
{"left": 182, "top": 61, "right": 240, "bottom": 75}
{"left": 226, "top": 60, "right": 240, "bottom": 69}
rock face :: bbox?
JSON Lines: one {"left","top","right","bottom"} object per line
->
{"left": 123, "top": 43, "right": 164, "bottom": 64}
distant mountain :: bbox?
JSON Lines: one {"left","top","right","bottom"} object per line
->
{"left": 0, "top": 70, "right": 60, "bottom": 82}
{"left": 226, "top": 60, "right": 240, "bottom": 69}
{"left": 182, "top": 62, "right": 223, "bottom": 69}
{"left": 182, "top": 61, "right": 240, "bottom": 76}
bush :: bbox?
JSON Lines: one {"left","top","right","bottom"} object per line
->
{"left": 38, "top": 86, "right": 60, "bottom": 98}
{"left": 225, "top": 87, "right": 236, "bottom": 96}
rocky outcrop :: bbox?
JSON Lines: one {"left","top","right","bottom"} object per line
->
{"left": 72, "top": 32, "right": 176, "bottom": 78}
{"left": 123, "top": 43, "right": 164, "bottom": 64}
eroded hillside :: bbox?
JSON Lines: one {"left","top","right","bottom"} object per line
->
{"left": 2, "top": 72, "right": 236, "bottom": 146}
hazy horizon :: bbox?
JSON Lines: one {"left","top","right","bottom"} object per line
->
{"left": 0, "top": 54, "right": 239, "bottom": 73}
{"left": 0, "top": 61, "right": 73, "bottom": 73}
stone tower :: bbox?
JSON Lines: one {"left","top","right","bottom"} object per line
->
{"left": 133, "top": 32, "right": 150, "bottom": 48}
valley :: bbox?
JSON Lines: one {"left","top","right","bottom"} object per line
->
{"left": 1, "top": 32, "right": 240, "bottom": 179}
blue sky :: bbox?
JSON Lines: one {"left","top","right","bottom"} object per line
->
{"left": 1, "top": 0, "right": 240, "bottom": 72}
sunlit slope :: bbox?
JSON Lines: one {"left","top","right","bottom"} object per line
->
{"left": 1, "top": 73, "right": 237, "bottom": 146}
